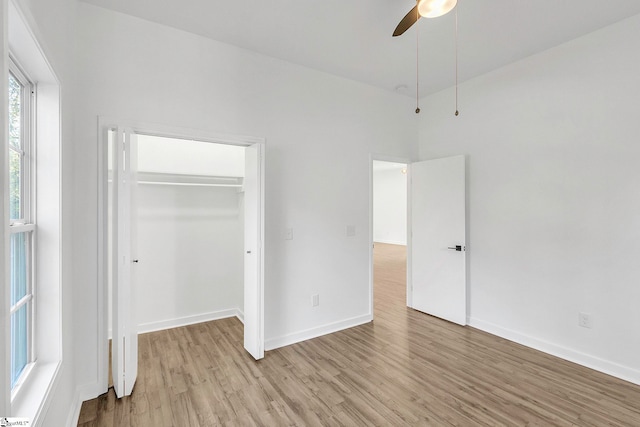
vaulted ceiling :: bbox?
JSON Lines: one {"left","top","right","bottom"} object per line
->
{"left": 79, "top": 0, "right": 640, "bottom": 97}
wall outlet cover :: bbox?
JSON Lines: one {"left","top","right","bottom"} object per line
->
{"left": 578, "top": 312, "right": 593, "bottom": 329}
{"left": 285, "top": 228, "right": 294, "bottom": 240}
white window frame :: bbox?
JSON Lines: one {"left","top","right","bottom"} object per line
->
{"left": 8, "top": 56, "right": 37, "bottom": 396}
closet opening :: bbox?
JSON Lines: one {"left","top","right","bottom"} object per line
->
{"left": 127, "top": 135, "right": 247, "bottom": 335}
{"left": 98, "top": 122, "right": 265, "bottom": 397}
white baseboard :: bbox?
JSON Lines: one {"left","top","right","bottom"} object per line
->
{"left": 137, "top": 308, "right": 243, "bottom": 335}
{"left": 67, "top": 377, "right": 115, "bottom": 426}
{"left": 67, "top": 381, "right": 110, "bottom": 427}
{"left": 469, "top": 317, "right": 640, "bottom": 386}
{"left": 107, "top": 308, "right": 244, "bottom": 339}
{"left": 65, "top": 388, "right": 83, "bottom": 427}
{"left": 76, "top": 381, "right": 106, "bottom": 404}
{"left": 374, "top": 239, "right": 406, "bottom": 246}
{"left": 265, "top": 314, "right": 372, "bottom": 351}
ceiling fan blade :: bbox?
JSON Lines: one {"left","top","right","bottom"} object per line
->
{"left": 393, "top": 5, "right": 420, "bottom": 37}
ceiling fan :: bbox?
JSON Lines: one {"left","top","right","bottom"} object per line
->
{"left": 393, "top": 0, "right": 460, "bottom": 115}
{"left": 393, "top": 0, "right": 458, "bottom": 36}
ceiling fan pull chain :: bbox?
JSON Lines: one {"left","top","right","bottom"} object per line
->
{"left": 454, "top": 4, "right": 459, "bottom": 117}
{"left": 415, "top": 4, "right": 421, "bottom": 114}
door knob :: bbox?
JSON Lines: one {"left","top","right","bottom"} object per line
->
{"left": 132, "top": 259, "right": 139, "bottom": 263}
{"left": 246, "top": 251, "right": 252, "bottom": 254}
{"left": 447, "top": 245, "right": 463, "bottom": 252}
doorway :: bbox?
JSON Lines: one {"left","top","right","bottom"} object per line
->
{"left": 369, "top": 155, "right": 467, "bottom": 325}
{"left": 98, "top": 120, "right": 265, "bottom": 396}
{"left": 111, "top": 135, "right": 249, "bottom": 393}
{"left": 128, "top": 135, "right": 246, "bottom": 335}
{"left": 371, "top": 160, "right": 408, "bottom": 316}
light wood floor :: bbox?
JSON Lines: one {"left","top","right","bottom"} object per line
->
{"left": 78, "top": 243, "right": 640, "bottom": 426}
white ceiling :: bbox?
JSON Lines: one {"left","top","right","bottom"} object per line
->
{"left": 79, "top": 0, "right": 640, "bottom": 98}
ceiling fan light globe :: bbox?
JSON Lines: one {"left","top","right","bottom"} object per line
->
{"left": 417, "top": 0, "right": 457, "bottom": 18}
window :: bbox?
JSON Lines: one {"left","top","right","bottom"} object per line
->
{"left": 6, "top": 2, "right": 62, "bottom": 421}
{"left": 8, "top": 59, "right": 35, "bottom": 391}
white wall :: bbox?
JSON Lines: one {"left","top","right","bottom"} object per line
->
{"left": 73, "top": 3, "right": 417, "bottom": 395}
{"left": 419, "top": 14, "right": 640, "bottom": 384}
{"left": 137, "top": 134, "right": 245, "bottom": 177}
{"left": 373, "top": 162, "right": 407, "bottom": 245}
{"left": 135, "top": 184, "right": 244, "bottom": 332}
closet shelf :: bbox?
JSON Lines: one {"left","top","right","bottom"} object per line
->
{"left": 136, "top": 171, "right": 244, "bottom": 188}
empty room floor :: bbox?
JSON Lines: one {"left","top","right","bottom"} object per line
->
{"left": 77, "top": 243, "right": 640, "bottom": 426}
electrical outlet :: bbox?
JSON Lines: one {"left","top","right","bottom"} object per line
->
{"left": 578, "top": 312, "right": 592, "bottom": 329}
{"left": 312, "top": 294, "right": 319, "bottom": 307}
{"left": 346, "top": 225, "right": 356, "bottom": 237}
{"left": 284, "top": 228, "right": 294, "bottom": 240}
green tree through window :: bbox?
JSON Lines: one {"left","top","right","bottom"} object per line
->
{"left": 9, "top": 73, "right": 22, "bottom": 220}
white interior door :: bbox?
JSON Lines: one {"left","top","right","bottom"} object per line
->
{"left": 243, "top": 143, "right": 264, "bottom": 359}
{"left": 111, "top": 127, "right": 138, "bottom": 397}
{"left": 409, "top": 155, "right": 467, "bottom": 325}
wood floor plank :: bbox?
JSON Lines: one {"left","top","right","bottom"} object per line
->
{"left": 78, "top": 243, "right": 640, "bottom": 426}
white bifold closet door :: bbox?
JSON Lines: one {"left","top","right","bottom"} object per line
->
{"left": 111, "top": 126, "right": 139, "bottom": 397}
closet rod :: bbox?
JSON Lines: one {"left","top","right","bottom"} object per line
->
{"left": 138, "top": 181, "right": 243, "bottom": 188}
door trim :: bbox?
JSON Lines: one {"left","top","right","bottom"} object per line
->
{"left": 96, "top": 117, "right": 265, "bottom": 393}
